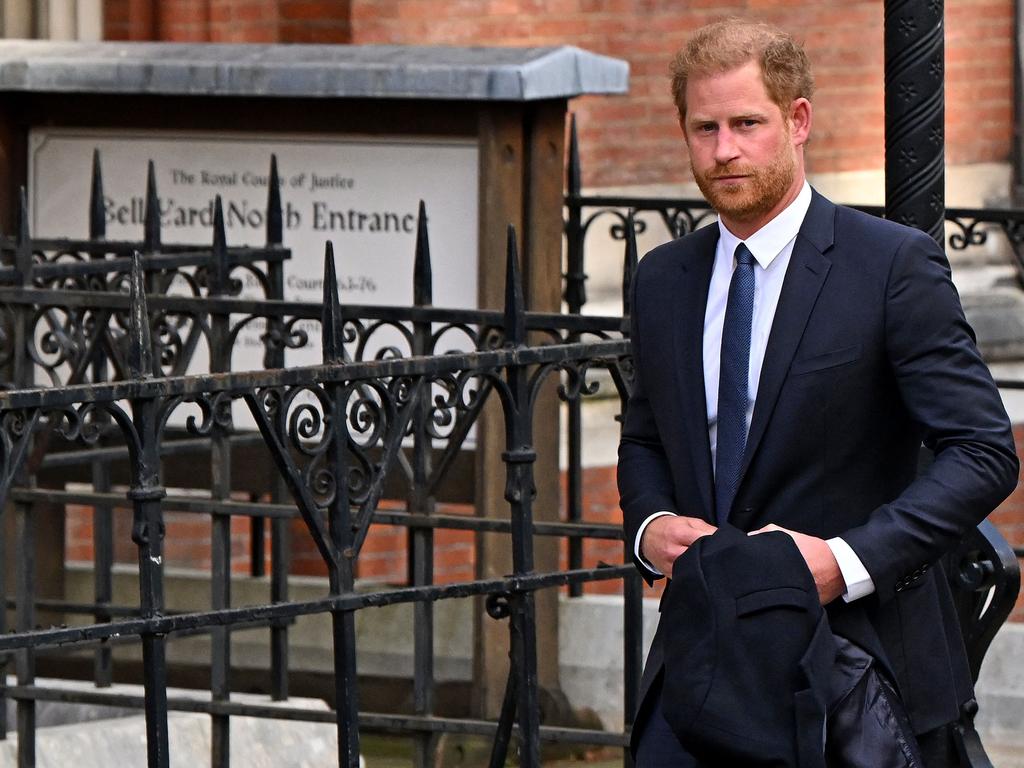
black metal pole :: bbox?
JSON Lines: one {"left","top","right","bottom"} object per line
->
{"left": 127, "top": 252, "right": 170, "bottom": 768}
{"left": 90, "top": 157, "right": 115, "bottom": 687}
{"left": 410, "top": 201, "right": 438, "bottom": 768}
{"left": 565, "top": 116, "right": 586, "bottom": 597}
{"left": 14, "top": 499, "right": 36, "bottom": 768}
{"left": 884, "top": 0, "right": 945, "bottom": 243}
{"left": 322, "top": 249, "right": 361, "bottom": 768}
{"left": 14, "top": 192, "right": 35, "bottom": 768}
{"left": 501, "top": 227, "right": 541, "bottom": 768}
{"left": 265, "top": 155, "right": 290, "bottom": 703}
{"left": 208, "top": 197, "right": 233, "bottom": 768}
{"left": 620, "top": 222, "right": 640, "bottom": 768}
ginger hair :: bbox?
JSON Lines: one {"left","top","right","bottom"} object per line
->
{"left": 670, "top": 18, "right": 814, "bottom": 118}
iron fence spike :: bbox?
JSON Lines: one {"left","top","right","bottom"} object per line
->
{"left": 322, "top": 242, "right": 344, "bottom": 365}
{"left": 568, "top": 113, "right": 580, "bottom": 198}
{"left": 210, "top": 195, "right": 229, "bottom": 295}
{"left": 564, "top": 113, "right": 586, "bottom": 311}
{"left": 143, "top": 160, "right": 161, "bottom": 253}
{"left": 622, "top": 209, "right": 638, "bottom": 320}
{"left": 128, "top": 250, "right": 153, "bottom": 379}
{"left": 89, "top": 148, "right": 106, "bottom": 240}
{"left": 503, "top": 224, "right": 525, "bottom": 347}
{"left": 15, "top": 186, "right": 31, "bottom": 286}
{"left": 413, "top": 200, "right": 432, "bottom": 307}
{"left": 267, "top": 154, "right": 283, "bottom": 246}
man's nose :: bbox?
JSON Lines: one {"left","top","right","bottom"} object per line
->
{"left": 713, "top": 129, "right": 741, "bottom": 165}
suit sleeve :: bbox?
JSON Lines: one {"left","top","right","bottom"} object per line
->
{"left": 618, "top": 261, "right": 681, "bottom": 583}
{"left": 841, "top": 229, "right": 1019, "bottom": 603}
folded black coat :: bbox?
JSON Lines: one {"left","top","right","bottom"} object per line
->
{"left": 659, "top": 526, "right": 924, "bottom": 768}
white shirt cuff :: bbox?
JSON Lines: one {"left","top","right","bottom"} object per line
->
{"left": 634, "top": 511, "right": 677, "bottom": 576}
{"left": 826, "top": 536, "right": 876, "bottom": 603}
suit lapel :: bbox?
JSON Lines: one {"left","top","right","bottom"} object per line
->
{"left": 671, "top": 224, "right": 718, "bottom": 522}
{"left": 739, "top": 192, "right": 835, "bottom": 483}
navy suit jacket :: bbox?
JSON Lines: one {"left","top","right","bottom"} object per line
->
{"left": 617, "top": 190, "right": 1019, "bottom": 737}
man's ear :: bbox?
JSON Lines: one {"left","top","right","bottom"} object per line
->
{"left": 789, "top": 98, "right": 812, "bottom": 146}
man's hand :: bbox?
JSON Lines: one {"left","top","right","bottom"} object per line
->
{"left": 641, "top": 515, "right": 717, "bottom": 575}
{"left": 750, "top": 524, "right": 845, "bottom": 604}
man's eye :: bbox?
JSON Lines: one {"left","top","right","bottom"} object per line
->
{"left": 739, "top": 119, "right": 758, "bottom": 128}
{"left": 698, "top": 124, "right": 716, "bottom": 133}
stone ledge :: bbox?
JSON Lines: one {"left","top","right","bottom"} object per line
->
{"left": 0, "top": 681, "right": 343, "bottom": 767}
{"left": 0, "top": 41, "right": 629, "bottom": 101}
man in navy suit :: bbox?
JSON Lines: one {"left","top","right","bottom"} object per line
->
{"left": 617, "top": 18, "right": 1019, "bottom": 767}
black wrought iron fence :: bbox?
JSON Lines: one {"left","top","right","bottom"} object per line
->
{"left": 0, "top": 147, "right": 646, "bottom": 768}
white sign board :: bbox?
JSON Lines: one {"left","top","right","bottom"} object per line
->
{"left": 29, "top": 129, "right": 480, "bottom": 367}
{"left": 29, "top": 129, "right": 480, "bottom": 433}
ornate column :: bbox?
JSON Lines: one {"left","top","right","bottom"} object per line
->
{"left": 884, "top": 0, "right": 945, "bottom": 243}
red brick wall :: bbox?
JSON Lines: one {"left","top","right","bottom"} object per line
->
{"left": 946, "top": 0, "right": 1014, "bottom": 165}
{"left": 280, "top": 0, "right": 353, "bottom": 42}
{"left": 104, "top": 0, "right": 352, "bottom": 43}
{"left": 103, "top": 0, "right": 1014, "bottom": 189}
{"left": 158, "top": 0, "right": 213, "bottom": 42}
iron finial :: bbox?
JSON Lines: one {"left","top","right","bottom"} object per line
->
{"left": 503, "top": 225, "right": 525, "bottom": 347}
{"left": 413, "top": 200, "right": 432, "bottom": 307}
{"left": 568, "top": 112, "right": 581, "bottom": 199}
{"left": 143, "top": 160, "right": 161, "bottom": 253}
{"left": 208, "top": 195, "right": 229, "bottom": 296}
{"left": 89, "top": 148, "right": 106, "bottom": 240}
{"left": 128, "top": 250, "right": 153, "bottom": 379}
{"left": 321, "top": 242, "right": 345, "bottom": 365}
{"left": 266, "top": 154, "right": 283, "bottom": 246}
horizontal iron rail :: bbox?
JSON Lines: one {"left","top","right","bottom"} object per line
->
{"left": 0, "top": 286, "right": 624, "bottom": 334}
{"left": 10, "top": 487, "right": 624, "bottom": 539}
{"left": 0, "top": 248, "right": 288, "bottom": 284}
{"left": 0, "top": 565, "right": 633, "bottom": 653}
{"left": 0, "top": 339, "right": 630, "bottom": 409}
{"left": 567, "top": 193, "right": 1024, "bottom": 224}
{"left": 2, "top": 685, "right": 627, "bottom": 747}
{"left": 0, "top": 238, "right": 285, "bottom": 257}
{"left": 36, "top": 432, "right": 269, "bottom": 469}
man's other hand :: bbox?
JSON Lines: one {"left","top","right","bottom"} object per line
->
{"left": 641, "top": 515, "right": 717, "bottom": 575}
{"left": 750, "top": 524, "right": 845, "bottom": 604}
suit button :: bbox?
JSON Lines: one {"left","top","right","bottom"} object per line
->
{"left": 742, "top": 507, "right": 754, "bottom": 515}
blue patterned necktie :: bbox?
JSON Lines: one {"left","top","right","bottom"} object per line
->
{"left": 715, "top": 242, "right": 755, "bottom": 525}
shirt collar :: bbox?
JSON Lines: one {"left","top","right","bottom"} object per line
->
{"left": 717, "top": 181, "right": 812, "bottom": 269}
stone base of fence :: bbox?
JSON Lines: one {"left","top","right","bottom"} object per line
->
{"left": 0, "top": 682, "right": 341, "bottom": 767}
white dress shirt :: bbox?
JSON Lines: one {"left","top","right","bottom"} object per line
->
{"left": 633, "top": 182, "right": 874, "bottom": 603}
